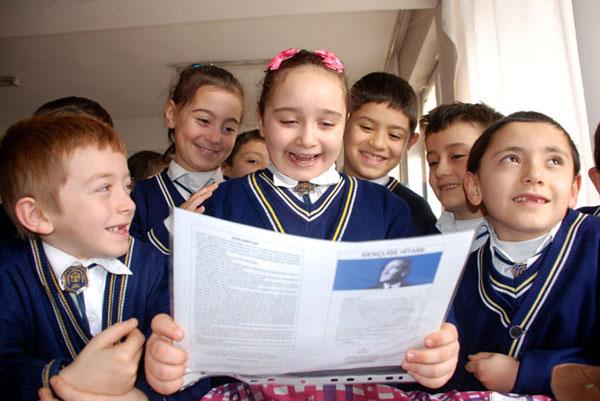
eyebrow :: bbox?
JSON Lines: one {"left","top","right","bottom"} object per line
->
{"left": 493, "top": 146, "right": 570, "bottom": 157}
{"left": 84, "top": 173, "right": 117, "bottom": 185}
{"left": 192, "top": 108, "right": 240, "bottom": 125}
{"left": 273, "top": 107, "right": 344, "bottom": 118}
{"left": 444, "top": 142, "right": 472, "bottom": 149}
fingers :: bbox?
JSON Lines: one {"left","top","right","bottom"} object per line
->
{"left": 38, "top": 387, "right": 57, "bottom": 401}
{"left": 49, "top": 376, "right": 89, "bottom": 401}
{"left": 116, "top": 327, "right": 145, "bottom": 360}
{"left": 151, "top": 314, "right": 184, "bottom": 341}
{"left": 144, "top": 336, "right": 187, "bottom": 395}
{"left": 467, "top": 352, "right": 494, "bottom": 361}
{"left": 90, "top": 318, "right": 139, "bottom": 348}
{"left": 424, "top": 322, "right": 458, "bottom": 348}
{"left": 180, "top": 183, "right": 218, "bottom": 212}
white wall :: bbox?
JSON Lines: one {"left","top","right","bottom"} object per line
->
{"left": 113, "top": 117, "right": 169, "bottom": 154}
{"left": 573, "top": 0, "right": 600, "bottom": 150}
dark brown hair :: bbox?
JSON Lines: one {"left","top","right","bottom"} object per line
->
{"left": 467, "top": 111, "right": 580, "bottom": 176}
{"left": 349, "top": 72, "right": 418, "bottom": 134}
{"left": 420, "top": 102, "right": 503, "bottom": 138}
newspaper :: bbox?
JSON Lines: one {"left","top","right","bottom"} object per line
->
{"left": 172, "top": 207, "right": 473, "bottom": 385}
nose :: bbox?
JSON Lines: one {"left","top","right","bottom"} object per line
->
{"left": 434, "top": 158, "right": 451, "bottom": 178}
{"left": 297, "top": 124, "right": 317, "bottom": 147}
{"left": 119, "top": 186, "right": 136, "bottom": 215}
{"left": 204, "top": 124, "right": 222, "bottom": 144}
{"left": 368, "top": 130, "right": 386, "bottom": 150}
{"left": 523, "top": 160, "right": 544, "bottom": 185}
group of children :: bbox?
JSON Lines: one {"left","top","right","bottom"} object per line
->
{"left": 0, "top": 47, "right": 599, "bottom": 401}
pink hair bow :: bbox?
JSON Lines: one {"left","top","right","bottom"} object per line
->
{"left": 314, "top": 49, "right": 344, "bottom": 73}
{"left": 267, "top": 48, "right": 300, "bottom": 70}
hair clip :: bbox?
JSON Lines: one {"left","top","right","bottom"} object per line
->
{"left": 190, "top": 63, "right": 204, "bottom": 69}
{"left": 267, "top": 48, "right": 300, "bottom": 70}
{"left": 314, "top": 50, "right": 344, "bottom": 73}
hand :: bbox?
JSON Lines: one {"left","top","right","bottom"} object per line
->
{"left": 144, "top": 314, "right": 188, "bottom": 395}
{"left": 38, "top": 375, "right": 148, "bottom": 401}
{"left": 466, "top": 352, "right": 519, "bottom": 392}
{"left": 179, "top": 182, "right": 218, "bottom": 213}
{"left": 59, "top": 318, "right": 145, "bottom": 395}
{"left": 401, "top": 322, "right": 459, "bottom": 389}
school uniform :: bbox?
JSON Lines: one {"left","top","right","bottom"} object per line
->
{"left": 0, "top": 236, "right": 169, "bottom": 401}
{"left": 204, "top": 167, "right": 419, "bottom": 241}
{"left": 371, "top": 176, "right": 438, "bottom": 235}
{"left": 446, "top": 209, "right": 600, "bottom": 396}
{"left": 0, "top": 204, "right": 16, "bottom": 244}
{"left": 131, "top": 160, "right": 224, "bottom": 254}
{"left": 436, "top": 211, "right": 489, "bottom": 252}
{"left": 578, "top": 205, "right": 600, "bottom": 216}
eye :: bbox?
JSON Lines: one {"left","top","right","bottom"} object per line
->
{"left": 426, "top": 158, "right": 439, "bottom": 168}
{"left": 320, "top": 120, "right": 337, "bottom": 129}
{"left": 281, "top": 119, "right": 298, "bottom": 126}
{"left": 196, "top": 117, "right": 210, "bottom": 125}
{"left": 126, "top": 181, "right": 134, "bottom": 194}
{"left": 389, "top": 132, "right": 405, "bottom": 142}
{"left": 359, "top": 124, "right": 373, "bottom": 133}
{"left": 501, "top": 154, "right": 520, "bottom": 164}
{"left": 450, "top": 153, "right": 467, "bottom": 161}
{"left": 96, "top": 184, "right": 111, "bottom": 193}
{"left": 222, "top": 125, "right": 238, "bottom": 135}
{"left": 548, "top": 156, "right": 563, "bottom": 166}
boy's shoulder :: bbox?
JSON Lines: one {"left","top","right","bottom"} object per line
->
{"left": 132, "top": 168, "right": 167, "bottom": 194}
{"left": 577, "top": 205, "right": 600, "bottom": 217}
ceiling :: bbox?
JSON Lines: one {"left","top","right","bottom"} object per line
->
{"left": 0, "top": 0, "right": 437, "bottom": 143}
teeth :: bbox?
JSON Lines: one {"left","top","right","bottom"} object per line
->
{"left": 441, "top": 184, "right": 459, "bottom": 191}
{"left": 513, "top": 196, "right": 547, "bottom": 203}
{"left": 360, "top": 151, "right": 385, "bottom": 161}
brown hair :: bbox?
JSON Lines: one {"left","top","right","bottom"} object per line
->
{"left": 420, "top": 102, "right": 503, "bottom": 138}
{"left": 164, "top": 64, "right": 245, "bottom": 161}
{"left": 258, "top": 49, "right": 348, "bottom": 117}
{"left": 0, "top": 115, "right": 127, "bottom": 237}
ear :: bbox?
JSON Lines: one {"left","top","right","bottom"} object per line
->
{"left": 14, "top": 197, "right": 55, "bottom": 235}
{"left": 588, "top": 167, "right": 600, "bottom": 194}
{"left": 464, "top": 172, "right": 483, "bottom": 206}
{"left": 221, "top": 162, "right": 232, "bottom": 178}
{"left": 406, "top": 132, "right": 420, "bottom": 152}
{"left": 567, "top": 174, "right": 582, "bottom": 208}
{"left": 257, "top": 114, "right": 265, "bottom": 138}
{"left": 164, "top": 100, "right": 177, "bottom": 129}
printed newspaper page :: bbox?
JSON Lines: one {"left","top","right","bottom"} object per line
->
{"left": 172, "top": 207, "right": 473, "bottom": 385}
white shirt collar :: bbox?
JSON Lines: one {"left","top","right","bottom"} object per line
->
{"left": 167, "top": 160, "right": 224, "bottom": 192}
{"left": 487, "top": 221, "right": 560, "bottom": 277}
{"left": 436, "top": 211, "right": 487, "bottom": 233}
{"left": 267, "top": 163, "right": 340, "bottom": 188}
{"left": 368, "top": 175, "right": 391, "bottom": 186}
{"left": 42, "top": 242, "right": 131, "bottom": 291}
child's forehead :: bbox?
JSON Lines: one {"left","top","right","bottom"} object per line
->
{"left": 493, "top": 121, "right": 569, "bottom": 148}
{"left": 425, "top": 122, "right": 482, "bottom": 147}
{"left": 354, "top": 102, "right": 409, "bottom": 120}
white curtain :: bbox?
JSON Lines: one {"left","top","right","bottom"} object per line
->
{"left": 439, "top": 0, "right": 597, "bottom": 206}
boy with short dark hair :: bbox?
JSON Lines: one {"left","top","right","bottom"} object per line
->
{"left": 343, "top": 72, "right": 437, "bottom": 234}
{"left": 0, "top": 115, "right": 168, "bottom": 400}
{"left": 421, "top": 102, "right": 503, "bottom": 249}
{"left": 579, "top": 121, "right": 600, "bottom": 216}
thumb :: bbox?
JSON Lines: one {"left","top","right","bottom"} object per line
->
{"left": 49, "top": 376, "right": 89, "bottom": 400}
{"left": 151, "top": 313, "right": 184, "bottom": 341}
{"left": 468, "top": 352, "right": 494, "bottom": 361}
{"left": 89, "top": 318, "right": 139, "bottom": 348}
